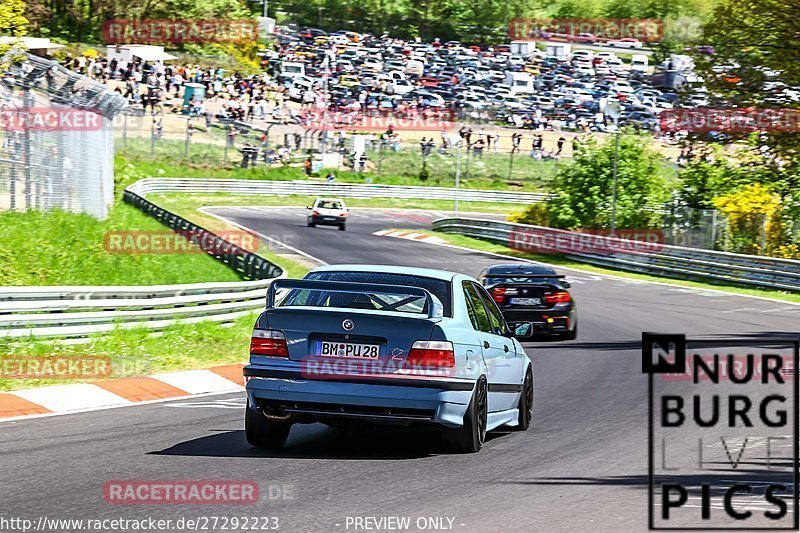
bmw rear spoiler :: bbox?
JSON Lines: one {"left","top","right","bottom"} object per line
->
{"left": 266, "top": 279, "right": 444, "bottom": 319}
{"left": 482, "top": 274, "right": 570, "bottom": 289}
{"left": 483, "top": 274, "right": 566, "bottom": 279}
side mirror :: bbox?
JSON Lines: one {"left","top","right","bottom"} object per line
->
{"left": 306, "top": 206, "right": 312, "bottom": 209}
{"left": 561, "top": 280, "right": 571, "bottom": 289}
{"left": 511, "top": 322, "right": 534, "bottom": 339}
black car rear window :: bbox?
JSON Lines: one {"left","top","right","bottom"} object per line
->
{"left": 305, "top": 271, "right": 453, "bottom": 317}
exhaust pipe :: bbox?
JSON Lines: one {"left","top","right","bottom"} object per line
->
{"left": 262, "top": 406, "right": 291, "bottom": 421}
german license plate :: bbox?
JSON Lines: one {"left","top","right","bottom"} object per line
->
{"left": 511, "top": 297, "right": 541, "bottom": 306}
{"left": 315, "top": 340, "right": 380, "bottom": 359}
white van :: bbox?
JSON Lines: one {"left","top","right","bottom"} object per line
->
{"left": 279, "top": 61, "right": 305, "bottom": 78}
{"left": 406, "top": 59, "right": 425, "bottom": 76}
{"left": 504, "top": 72, "right": 535, "bottom": 94}
{"left": 630, "top": 54, "right": 649, "bottom": 73}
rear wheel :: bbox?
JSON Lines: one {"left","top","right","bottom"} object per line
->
{"left": 562, "top": 323, "right": 577, "bottom": 340}
{"left": 339, "top": 224, "right": 346, "bottom": 231}
{"left": 515, "top": 367, "right": 533, "bottom": 431}
{"left": 245, "top": 401, "right": 292, "bottom": 449}
{"left": 442, "top": 377, "right": 487, "bottom": 453}
{"left": 307, "top": 221, "right": 316, "bottom": 228}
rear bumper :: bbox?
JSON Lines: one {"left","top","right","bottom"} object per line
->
{"left": 244, "top": 365, "right": 475, "bottom": 428}
{"left": 501, "top": 309, "right": 573, "bottom": 334}
{"left": 309, "top": 215, "right": 346, "bottom": 225}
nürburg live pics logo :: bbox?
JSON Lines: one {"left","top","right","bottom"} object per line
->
{"left": 643, "top": 332, "right": 799, "bottom": 530}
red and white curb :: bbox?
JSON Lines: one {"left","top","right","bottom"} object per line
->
{"left": 0, "top": 364, "right": 244, "bottom": 421}
{"left": 372, "top": 229, "right": 446, "bottom": 244}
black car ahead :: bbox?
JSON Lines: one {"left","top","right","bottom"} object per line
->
{"left": 479, "top": 264, "right": 577, "bottom": 340}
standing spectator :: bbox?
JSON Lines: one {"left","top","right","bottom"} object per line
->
{"left": 493, "top": 133, "right": 500, "bottom": 152}
{"left": 326, "top": 171, "right": 336, "bottom": 183}
{"left": 556, "top": 135, "right": 566, "bottom": 156}
{"left": 511, "top": 132, "right": 521, "bottom": 153}
{"left": 304, "top": 157, "right": 313, "bottom": 176}
{"left": 473, "top": 137, "right": 485, "bottom": 158}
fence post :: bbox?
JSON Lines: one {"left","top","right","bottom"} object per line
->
{"left": 22, "top": 87, "right": 33, "bottom": 210}
{"left": 185, "top": 119, "right": 192, "bottom": 159}
{"left": 377, "top": 140, "right": 384, "bottom": 175}
{"left": 709, "top": 209, "right": 718, "bottom": 250}
{"left": 150, "top": 118, "right": 157, "bottom": 159}
{"left": 508, "top": 146, "right": 515, "bottom": 181}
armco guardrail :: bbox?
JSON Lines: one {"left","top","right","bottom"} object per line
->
{"left": 432, "top": 217, "right": 800, "bottom": 292}
{"left": 0, "top": 280, "right": 275, "bottom": 339}
{"left": 124, "top": 188, "right": 283, "bottom": 280}
{"left": 2, "top": 186, "right": 286, "bottom": 340}
{"left": 126, "top": 178, "right": 549, "bottom": 204}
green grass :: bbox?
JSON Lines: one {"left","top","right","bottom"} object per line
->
{"left": 0, "top": 314, "right": 256, "bottom": 391}
{"left": 420, "top": 229, "right": 800, "bottom": 304}
{"left": 149, "top": 192, "right": 525, "bottom": 218}
{"left": 0, "top": 205, "right": 243, "bottom": 286}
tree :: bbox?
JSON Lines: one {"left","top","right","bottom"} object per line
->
{"left": 694, "top": 0, "right": 800, "bottom": 213}
{"left": 0, "top": 0, "right": 28, "bottom": 59}
{"left": 543, "top": 134, "right": 670, "bottom": 230}
{"left": 0, "top": 0, "right": 28, "bottom": 37}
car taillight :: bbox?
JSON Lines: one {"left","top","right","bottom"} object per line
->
{"left": 341, "top": 212, "right": 348, "bottom": 217}
{"left": 405, "top": 341, "right": 455, "bottom": 368}
{"left": 312, "top": 211, "right": 319, "bottom": 216}
{"left": 545, "top": 291, "right": 571, "bottom": 304}
{"left": 491, "top": 287, "right": 506, "bottom": 303}
{"left": 250, "top": 329, "right": 289, "bottom": 357}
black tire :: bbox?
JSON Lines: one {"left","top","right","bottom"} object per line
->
{"left": 307, "top": 221, "right": 315, "bottom": 228}
{"left": 442, "top": 377, "right": 488, "bottom": 453}
{"left": 339, "top": 224, "right": 346, "bottom": 231}
{"left": 562, "top": 323, "right": 577, "bottom": 341}
{"left": 515, "top": 366, "right": 533, "bottom": 431}
{"left": 245, "top": 402, "right": 291, "bottom": 449}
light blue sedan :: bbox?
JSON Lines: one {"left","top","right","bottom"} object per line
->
{"left": 244, "top": 265, "right": 534, "bottom": 453}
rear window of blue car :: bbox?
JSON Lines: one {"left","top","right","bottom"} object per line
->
{"left": 305, "top": 271, "right": 453, "bottom": 317}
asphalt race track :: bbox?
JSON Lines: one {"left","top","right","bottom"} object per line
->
{"left": 2, "top": 206, "right": 798, "bottom": 532}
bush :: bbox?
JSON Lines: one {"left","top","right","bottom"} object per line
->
{"left": 545, "top": 134, "right": 669, "bottom": 230}
{"left": 509, "top": 203, "right": 550, "bottom": 226}
{"left": 713, "top": 183, "right": 780, "bottom": 255}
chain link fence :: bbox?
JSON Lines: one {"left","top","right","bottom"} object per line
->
{"left": 114, "top": 110, "right": 570, "bottom": 189}
{"left": 0, "top": 52, "right": 128, "bottom": 219}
